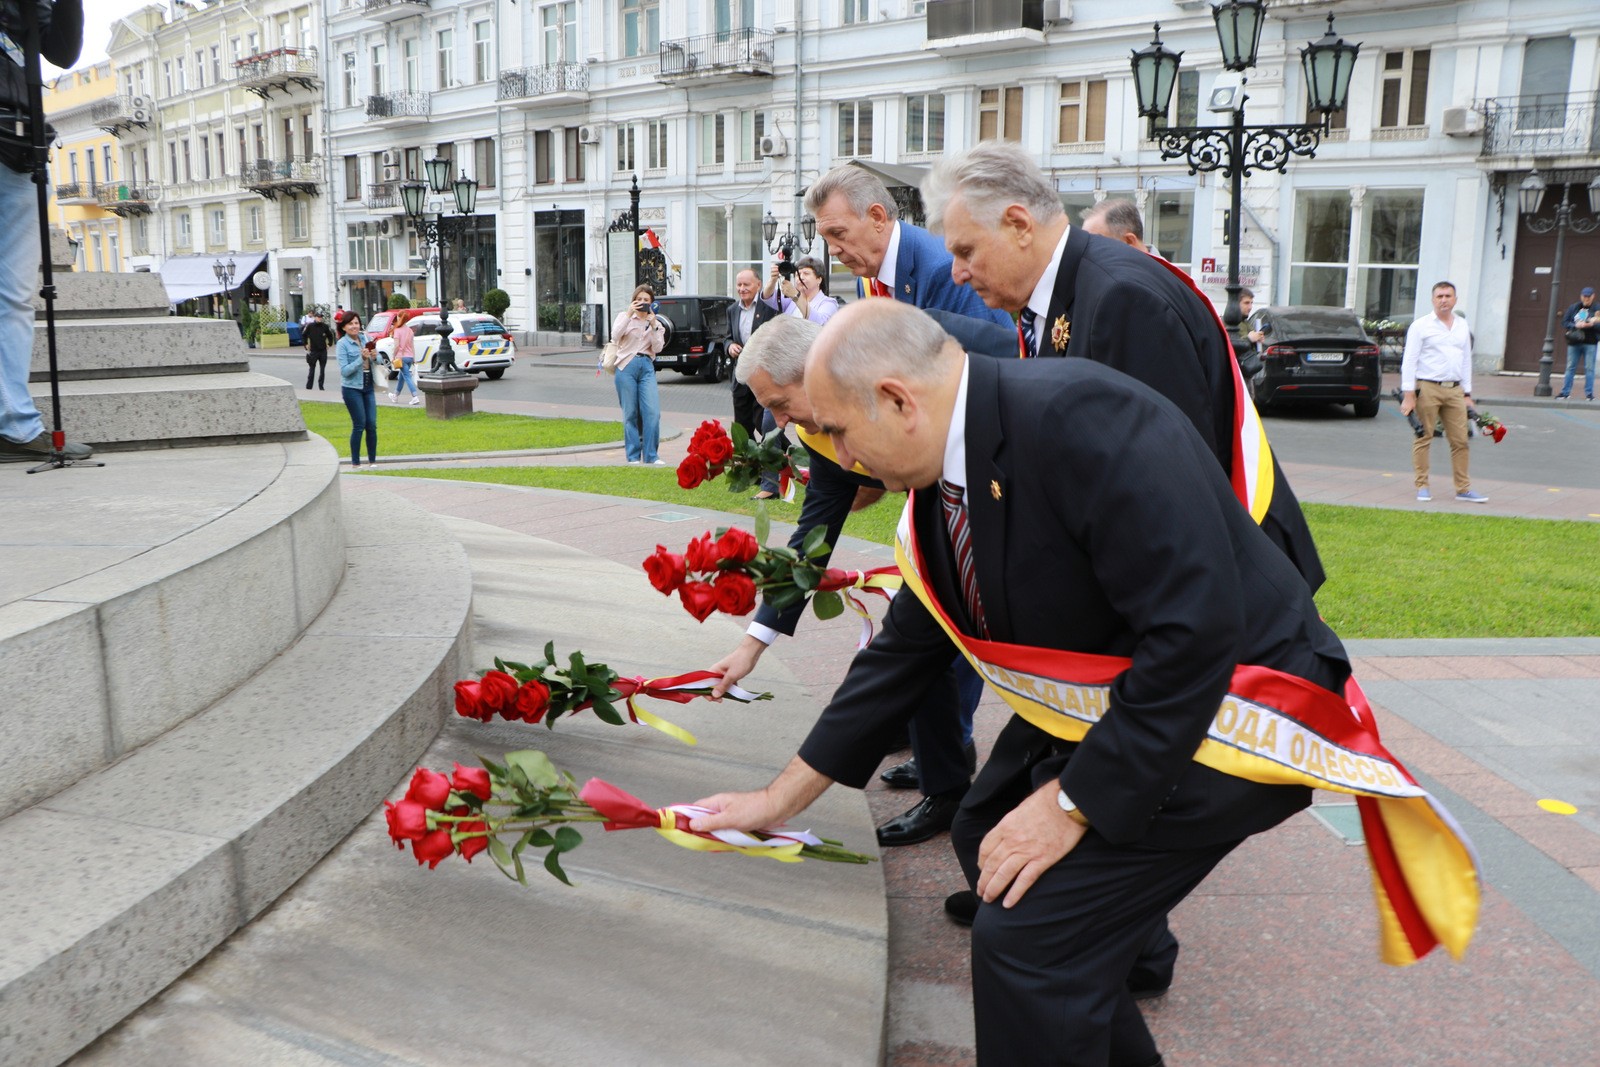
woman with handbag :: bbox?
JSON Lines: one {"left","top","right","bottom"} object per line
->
{"left": 609, "top": 284, "right": 667, "bottom": 464}
{"left": 336, "top": 311, "right": 379, "bottom": 467}
{"left": 387, "top": 316, "right": 421, "bottom": 405}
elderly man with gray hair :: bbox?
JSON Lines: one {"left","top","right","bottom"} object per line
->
{"left": 1079, "top": 198, "right": 1148, "bottom": 250}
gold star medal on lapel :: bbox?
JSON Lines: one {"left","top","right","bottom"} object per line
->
{"left": 990, "top": 480, "right": 1002, "bottom": 501}
{"left": 1051, "top": 316, "right": 1071, "bottom": 352}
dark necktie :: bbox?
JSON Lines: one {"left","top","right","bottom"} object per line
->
{"left": 1018, "top": 307, "right": 1038, "bottom": 359}
{"left": 938, "top": 478, "right": 987, "bottom": 638}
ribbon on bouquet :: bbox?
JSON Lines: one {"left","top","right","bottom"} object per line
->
{"left": 605, "top": 670, "right": 769, "bottom": 747}
{"left": 577, "top": 779, "right": 824, "bottom": 862}
{"left": 815, "top": 565, "right": 904, "bottom": 648}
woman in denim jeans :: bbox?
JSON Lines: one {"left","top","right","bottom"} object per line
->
{"left": 387, "top": 317, "right": 421, "bottom": 405}
{"left": 336, "top": 311, "right": 378, "bottom": 466}
{"left": 610, "top": 284, "right": 667, "bottom": 464}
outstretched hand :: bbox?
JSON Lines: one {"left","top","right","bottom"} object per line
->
{"left": 976, "top": 781, "right": 1087, "bottom": 909}
{"left": 707, "top": 635, "right": 767, "bottom": 700}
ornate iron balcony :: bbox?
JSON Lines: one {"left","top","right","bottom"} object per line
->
{"left": 365, "top": 91, "right": 432, "bottom": 121}
{"left": 657, "top": 29, "right": 775, "bottom": 80}
{"left": 242, "top": 157, "right": 323, "bottom": 199}
{"left": 1482, "top": 92, "right": 1600, "bottom": 159}
{"left": 497, "top": 63, "right": 590, "bottom": 101}
{"left": 98, "top": 183, "right": 159, "bottom": 216}
{"left": 233, "top": 46, "right": 321, "bottom": 97}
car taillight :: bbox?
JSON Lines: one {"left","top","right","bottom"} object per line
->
{"left": 690, "top": 345, "right": 705, "bottom": 353}
{"left": 451, "top": 334, "right": 473, "bottom": 343}
{"left": 1264, "top": 344, "right": 1296, "bottom": 359}
{"left": 1355, "top": 344, "right": 1380, "bottom": 358}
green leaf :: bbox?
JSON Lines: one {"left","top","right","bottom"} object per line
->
{"left": 504, "top": 750, "right": 560, "bottom": 790}
{"left": 792, "top": 566, "right": 819, "bottom": 593}
{"left": 801, "top": 525, "right": 829, "bottom": 558}
{"left": 512, "top": 850, "right": 527, "bottom": 885}
{"left": 812, "top": 590, "right": 845, "bottom": 620}
{"left": 488, "top": 835, "right": 512, "bottom": 868}
{"left": 553, "top": 826, "right": 583, "bottom": 853}
{"left": 500, "top": 659, "right": 530, "bottom": 675}
{"left": 754, "top": 507, "right": 771, "bottom": 546}
{"left": 588, "top": 697, "right": 626, "bottom": 726}
{"left": 731, "top": 422, "right": 749, "bottom": 449}
{"left": 544, "top": 849, "right": 573, "bottom": 886}
{"left": 768, "top": 587, "right": 804, "bottom": 612}
{"left": 529, "top": 828, "right": 556, "bottom": 847}
{"left": 542, "top": 640, "right": 557, "bottom": 666}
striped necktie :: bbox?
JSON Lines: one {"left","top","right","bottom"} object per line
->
{"left": 870, "top": 278, "right": 892, "bottom": 299}
{"left": 938, "top": 478, "right": 987, "bottom": 638}
{"left": 1018, "top": 307, "right": 1038, "bottom": 359}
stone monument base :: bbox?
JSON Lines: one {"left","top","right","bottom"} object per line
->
{"left": 418, "top": 372, "right": 479, "bottom": 419}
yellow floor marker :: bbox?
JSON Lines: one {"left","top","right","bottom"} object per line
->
{"left": 1538, "top": 799, "right": 1578, "bottom": 815}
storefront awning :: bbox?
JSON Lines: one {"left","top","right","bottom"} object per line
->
{"left": 846, "top": 159, "right": 931, "bottom": 189}
{"left": 339, "top": 271, "right": 426, "bottom": 282}
{"left": 159, "top": 253, "right": 267, "bottom": 304}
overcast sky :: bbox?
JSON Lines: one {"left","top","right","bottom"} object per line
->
{"left": 45, "top": 0, "right": 164, "bottom": 76}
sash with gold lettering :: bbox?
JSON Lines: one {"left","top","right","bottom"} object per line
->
{"left": 894, "top": 501, "right": 1479, "bottom": 966}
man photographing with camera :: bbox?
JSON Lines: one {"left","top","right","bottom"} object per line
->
{"left": 1, "top": 0, "right": 93, "bottom": 462}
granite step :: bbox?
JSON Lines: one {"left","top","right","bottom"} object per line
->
{"left": 25, "top": 371, "right": 306, "bottom": 449}
{"left": 31, "top": 271, "right": 172, "bottom": 320}
{"left": 31, "top": 318, "right": 251, "bottom": 380}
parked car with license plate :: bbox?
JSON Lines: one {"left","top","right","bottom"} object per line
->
{"left": 648, "top": 295, "right": 734, "bottom": 382}
{"left": 377, "top": 312, "right": 516, "bottom": 379}
{"left": 1247, "top": 305, "right": 1383, "bottom": 418}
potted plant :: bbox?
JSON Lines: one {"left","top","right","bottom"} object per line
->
{"left": 483, "top": 287, "right": 510, "bottom": 321}
{"left": 257, "top": 304, "right": 291, "bottom": 349}
{"left": 242, "top": 308, "right": 261, "bottom": 348}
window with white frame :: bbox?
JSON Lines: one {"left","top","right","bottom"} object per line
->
{"left": 697, "top": 204, "right": 764, "bottom": 295}
{"left": 838, "top": 100, "right": 873, "bottom": 157}
{"left": 623, "top": 0, "right": 659, "bottom": 59}
{"left": 542, "top": 2, "right": 577, "bottom": 65}
{"left": 474, "top": 137, "right": 496, "bottom": 188}
{"left": 404, "top": 146, "right": 421, "bottom": 179}
{"left": 214, "top": 133, "right": 225, "bottom": 173}
{"left": 371, "top": 45, "right": 386, "bottom": 95}
{"left": 342, "top": 52, "right": 356, "bottom": 106}
{"left": 647, "top": 119, "right": 668, "bottom": 170}
{"left": 617, "top": 124, "right": 637, "bottom": 172}
{"left": 200, "top": 135, "right": 211, "bottom": 179}
{"left": 166, "top": 140, "right": 177, "bottom": 181}
{"left": 210, "top": 46, "right": 220, "bottom": 85}
{"left": 230, "top": 37, "right": 241, "bottom": 65}
{"left": 162, "top": 61, "right": 172, "bottom": 97}
{"left": 979, "top": 86, "right": 1024, "bottom": 142}
{"left": 181, "top": 138, "right": 192, "bottom": 182}
{"left": 701, "top": 113, "right": 726, "bottom": 166}
{"left": 564, "top": 127, "right": 586, "bottom": 181}
{"left": 176, "top": 211, "right": 192, "bottom": 248}
{"left": 1354, "top": 190, "right": 1423, "bottom": 321}
{"left": 714, "top": 0, "right": 754, "bottom": 33}
{"left": 209, "top": 207, "right": 225, "bottom": 245}
{"left": 737, "top": 109, "right": 765, "bottom": 163}
{"left": 236, "top": 127, "right": 247, "bottom": 170}
{"left": 103, "top": 144, "right": 112, "bottom": 181}
{"left": 301, "top": 114, "right": 314, "bottom": 157}
{"left": 404, "top": 38, "right": 420, "bottom": 93}
{"left": 67, "top": 151, "right": 78, "bottom": 183}
{"left": 473, "top": 21, "right": 493, "bottom": 82}
{"left": 533, "top": 129, "right": 553, "bottom": 184}
{"left": 247, "top": 31, "right": 258, "bottom": 53}
{"left": 1515, "top": 37, "right": 1574, "bottom": 131}
{"left": 175, "top": 56, "right": 187, "bottom": 93}
{"left": 292, "top": 200, "right": 309, "bottom": 240}
{"left": 1289, "top": 190, "right": 1350, "bottom": 308}
{"left": 1378, "top": 49, "right": 1429, "bottom": 129}
{"left": 436, "top": 30, "right": 454, "bottom": 88}
{"left": 905, "top": 93, "right": 944, "bottom": 154}
{"left": 843, "top": 0, "right": 869, "bottom": 23}
{"left": 1057, "top": 79, "right": 1106, "bottom": 144}
{"left": 194, "top": 50, "right": 205, "bottom": 88}
{"left": 1147, "top": 191, "right": 1194, "bottom": 271}
{"left": 248, "top": 203, "right": 263, "bottom": 242}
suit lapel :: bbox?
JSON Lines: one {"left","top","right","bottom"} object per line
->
{"left": 893, "top": 223, "right": 917, "bottom": 304}
{"left": 1043, "top": 227, "right": 1089, "bottom": 359}
{"left": 962, "top": 356, "right": 1010, "bottom": 641}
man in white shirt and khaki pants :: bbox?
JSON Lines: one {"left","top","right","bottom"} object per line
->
{"left": 1399, "top": 281, "right": 1488, "bottom": 504}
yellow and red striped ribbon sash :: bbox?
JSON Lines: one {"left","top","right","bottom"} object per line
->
{"left": 796, "top": 426, "right": 874, "bottom": 478}
{"left": 894, "top": 500, "right": 1479, "bottom": 965}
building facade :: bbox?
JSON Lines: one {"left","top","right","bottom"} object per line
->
{"left": 45, "top": 61, "right": 128, "bottom": 273}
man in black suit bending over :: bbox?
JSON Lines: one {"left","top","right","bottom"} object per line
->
{"left": 694, "top": 300, "right": 1351, "bottom": 1067}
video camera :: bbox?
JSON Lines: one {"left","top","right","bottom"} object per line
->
{"left": 775, "top": 256, "right": 798, "bottom": 280}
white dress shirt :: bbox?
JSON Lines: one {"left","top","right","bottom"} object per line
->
{"left": 875, "top": 221, "right": 904, "bottom": 292}
{"left": 735, "top": 297, "right": 758, "bottom": 344}
{"left": 1401, "top": 313, "right": 1473, "bottom": 394}
{"left": 942, "top": 357, "right": 973, "bottom": 497}
{"left": 1021, "top": 226, "right": 1074, "bottom": 357}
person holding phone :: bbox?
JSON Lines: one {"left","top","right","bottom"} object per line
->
{"left": 335, "top": 311, "right": 378, "bottom": 467}
{"left": 609, "top": 284, "right": 667, "bottom": 464}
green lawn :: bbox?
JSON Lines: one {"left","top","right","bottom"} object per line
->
{"left": 376, "top": 465, "right": 1600, "bottom": 639}
{"left": 300, "top": 402, "right": 623, "bottom": 455}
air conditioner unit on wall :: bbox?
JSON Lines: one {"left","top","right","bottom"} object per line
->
{"left": 759, "top": 130, "right": 787, "bottom": 157}
{"left": 1441, "top": 106, "right": 1484, "bottom": 137}
{"left": 380, "top": 149, "right": 400, "bottom": 179}
{"left": 130, "top": 108, "right": 152, "bottom": 125}
{"left": 378, "top": 218, "right": 391, "bottom": 235}
{"left": 578, "top": 124, "right": 601, "bottom": 144}
{"left": 129, "top": 94, "right": 149, "bottom": 110}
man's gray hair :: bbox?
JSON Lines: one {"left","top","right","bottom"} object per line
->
{"left": 735, "top": 314, "right": 819, "bottom": 387}
{"left": 811, "top": 302, "right": 956, "bottom": 416}
{"left": 803, "top": 165, "right": 899, "bottom": 222}
{"left": 922, "top": 141, "right": 1064, "bottom": 233}
{"left": 1081, "top": 198, "right": 1144, "bottom": 242}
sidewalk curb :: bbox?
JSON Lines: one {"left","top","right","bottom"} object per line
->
{"left": 336, "top": 427, "right": 685, "bottom": 466}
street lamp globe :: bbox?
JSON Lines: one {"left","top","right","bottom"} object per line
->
{"left": 212, "top": 258, "right": 225, "bottom": 282}
{"left": 1588, "top": 175, "right": 1600, "bottom": 216}
{"left": 1130, "top": 23, "right": 1183, "bottom": 120}
{"left": 1213, "top": 0, "right": 1265, "bottom": 72}
{"left": 400, "top": 179, "right": 427, "bottom": 219}
{"left": 1518, "top": 173, "right": 1548, "bottom": 217}
{"left": 761, "top": 211, "right": 779, "bottom": 246}
{"left": 424, "top": 155, "right": 452, "bottom": 194}
{"left": 801, "top": 213, "right": 817, "bottom": 245}
{"left": 453, "top": 172, "right": 479, "bottom": 215}
{"left": 1300, "top": 13, "right": 1361, "bottom": 117}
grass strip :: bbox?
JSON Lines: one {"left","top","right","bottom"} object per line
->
{"left": 373, "top": 465, "right": 1600, "bottom": 639}
{"left": 301, "top": 403, "right": 622, "bottom": 456}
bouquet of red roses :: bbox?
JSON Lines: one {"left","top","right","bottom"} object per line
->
{"left": 676, "top": 419, "right": 809, "bottom": 497}
{"left": 1472, "top": 409, "right": 1508, "bottom": 443}
{"left": 643, "top": 522, "right": 900, "bottom": 631}
{"left": 385, "top": 750, "right": 873, "bottom": 884}
{"left": 454, "top": 641, "right": 772, "bottom": 746}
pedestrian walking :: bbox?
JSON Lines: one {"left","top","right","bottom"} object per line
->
{"left": 610, "top": 284, "right": 666, "bottom": 464}
{"left": 336, "top": 311, "right": 378, "bottom": 467}
{"left": 1400, "top": 282, "right": 1485, "bottom": 503}
{"left": 387, "top": 315, "right": 421, "bottom": 405}
{"left": 302, "top": 310, "right": 334, "bottom": 390}
{"left": 1558, "top": 286, "right": 1597, "bottom": 400}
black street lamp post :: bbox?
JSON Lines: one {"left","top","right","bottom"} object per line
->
{"left": 213, "top": 256, "right": 239, "bottom": 335}
{"left": 1131, "top": 3, "right": 1359, "bottom": 327}
{"left": 606, "top": 174, "right": 643, "bottom": 280}
{"left": 401, "top": 156, "right": 479, "bottom": 373}
{"left": 762, "top": 210, "right": 817, "bottom": 277}
{"left": 1518, "top": 173, "right": 1600, "bottom": 397}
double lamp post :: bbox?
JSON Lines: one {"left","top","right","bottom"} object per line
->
{"left": 212, "top": 256, "right": 239, "bottom": 334}
{"left": 1130, "top": 1, "right": 1359, "bottom": 328}
{"left": 762, "top": 210, "right": 816, "bottom": 276}
{"left": 1517, "top": 173, "right": 1600, "bottom": 396}
{"left": 400, "top": 155, "right": 479, "bottom": 340}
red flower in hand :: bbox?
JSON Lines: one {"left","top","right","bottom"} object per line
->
{"left": 412, "top": 828, "right": 455, "bottom": 868}
{"left": 679, "top": 580, "right": 720, "bottom": 622}
{"left": 643, "top": 545, "right": 688, "bottom": 594}
{"left": 450, "top": 762, "right": 492, "bottom": 801}
{"left": 1492, "top": 423, "right": 1507, "bottom": 443}
{"left": 713, "top": 571, "right": 758, "bottom": 615}
{"left": 404, "top": 767, "right": 452, "bottom": 810}
{"left": 384, "top": 799, "right": 430, "bottom": 843}
{"left": 454, "top": 679, "right": 490, "bottom": 721}
{"left": 714, "top": 527, "right": 760, "bottom": 565}
{"left": 699, "top": 433, "right": 734, "bottom": 467}
{"left": 514, "top": 678, "right": 552, "bottom": 723}
{"left": 684, "top": 532, "right": 718, "bottom": 574}
{"left": 689, "top": 419, "right": 725, "bottom": 453}
{"left": 455, "top": 819, "right": 489, "bottom": 863}
{"left": 479, "top": 669, "right": 519, "bottom": 717}
{"left": 677, "top": 453, "right": 709, "bottom": 489}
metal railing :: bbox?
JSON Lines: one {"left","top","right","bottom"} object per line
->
{"left": 365, "top": 91, "right": 432, "bottom": 120}
{"left": 367, "top": 182, "right": 400, "bottom": 208}
{"left": 56, "top": 181, "right": 98, "bottom": 201}
{"left": 242, "top": 157, "right": 323, "bottom": 185}
{"left": 1482, "top": 92, "right": 1600, "bottom": 158}
{"left": 97, "top": 183, "right": 159, "bottom": 211}
{"left": 658, "top": 28, "right": 775, "bottom": 77}
{"left": 363, "top": 0, "right": 430, "bottom": 13}
{"left": 497, "top": 63, "right": 590, "bottom": 100}
{"left": 926, "top": 0, "right": 1044, "bottom": 39}
{"left": 233, "top": 46, "right": 321, "bottom": 83}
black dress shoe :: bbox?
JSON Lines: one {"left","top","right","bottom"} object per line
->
{"left": 876, "top": 793, "right": 961, "bottom": 846}
{"left": 880, "top": 758, "right": 920, "bottom": 789}
{"left": 944, "top": 889, "right": 978, "bottom": 926}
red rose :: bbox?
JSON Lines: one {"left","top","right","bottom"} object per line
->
{"left": 404, "top": 767, "right": 452, "bottom": 809}
{"left": 412, "top": 828, "right": 455, "bottom": 869}
{"left": 714, "top": 527, "right": 761, "bottom": 565}
{"left": 684, "top": 532, "right": 718, "bottom": 574}
{"left": 699, "top": 433, "right": 733, "bottom": 467}
{"left": 689, "top": 419, "right": 723, "bottom": 452}
{"left": 677, "top": 453, "right": 709, "bottom": 489}
{"left": 643, "top": 545, "right": 688, "bottom": 594}
{"left": 514, "top": 678, "right": 552, "bottom": 723}
{"left": 1492, "top": 424, "right": 1507, "bottom": 443}
{"left": 450, "top": 763, "right": 492, "bottom": 801}
{"left": 712, "top": 571, "right": 758, "bottom": 615}
{"left": 478, "top": 669, "right": 519, "bottom": 716}
{"left": 456, "top": 819, "right": 489, "bottom": 863}
{"left": 678, "top": 580, "right": 720, "bottom": 622}
{"left": 454, "top": 679, "right": 488, "bottom": 721}
{"left": 384, "top": 799, "right": 429, "bottom": 843}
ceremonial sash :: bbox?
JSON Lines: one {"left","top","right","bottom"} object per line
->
{"left": 796, "top": 425, "right": 874, "bottom": 478}
{"left": 894, "top": 502, "right": 1480, "bottom": 966}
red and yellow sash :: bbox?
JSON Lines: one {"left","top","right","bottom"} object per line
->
{"left": 895, "top": 502, "right": 1479, "bottom": 965}
{"left": 796, "top": 426, "right": 874, "bottom": 478}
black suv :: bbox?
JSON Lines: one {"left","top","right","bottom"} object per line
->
{"left": 648, "top": 295, "right": 734, "bottom": 382}
{"left": 1246, "top": 305, "right": 1383, "bottom": 417}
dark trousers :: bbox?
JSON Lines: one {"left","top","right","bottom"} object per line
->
{"left": 342, "top": 383, "right": 377, "bottom": 464}
{"left": 306, "top": 352, "right": 326, "bottom": 389}
{"left": 907, "top": 657, "right": 983, "bottom": 796}
{"left": 951, "top": 732, "right": 1239, "bottom": 1067}
{"left": 731, "top": 380, "right": 761, "bottom": 440}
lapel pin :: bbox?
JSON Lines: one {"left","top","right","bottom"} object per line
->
{"left": 990, "top": 480, "right": 1002, "bottom": 501}
{"left": 903, "top": 283, "right": 912, "bottom": 295}
{"left": 1051, "top": 316, "right": 1071, "bottom": 352}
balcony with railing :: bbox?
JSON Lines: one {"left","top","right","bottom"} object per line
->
{"left": 497, "top": 63, "right": 590, "bottom": 106}
{"left": 657, "top": 29, "right": 775, "bottom": 84}
{"left": 363, "top": 0, "right": 429, "bottom": 22}
{"left": 56, "top": 182, "right": 100, "bottom": 206}
{"left": 1482, "top": 92, "right": 1600, "bottom": 160}
{"left": 365, "top": 91, "right": 432, "bottom": 125}
{"left": 90, "top": 93, "right": 153, "bottom": 136}
{"left": 98, "top": 183, "right": 160, "bottom": 216}
{"left": 924, "top": 0, "right": 1046, "bottom": 53}
{"left": 366, "top": 182, "right": 401, "bottom": 210}
{"left": 234, "top": 46, "right": 321, "bottom": 98}
{"left": 242, "top": 157, "right": 323, "bottom": 199}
